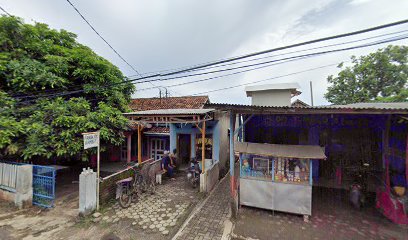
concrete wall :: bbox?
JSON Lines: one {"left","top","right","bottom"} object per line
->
{"left": 0, "top": 164, "right": 32, "bottom": 209}
{"left": 214, "top": 111, "right": 230, "bottom": 176}
{"left": 200, "top": 162, "right": 220, "bottom": 192}
{"left": 250, "top": 89, "right": 292, "bottom": 107}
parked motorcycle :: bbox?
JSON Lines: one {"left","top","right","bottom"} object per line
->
{"left": 187, "top": 158, "right": 201, "bottom": 188}
{"left": 349, "top": 163, "right": 370, "bottom": 210}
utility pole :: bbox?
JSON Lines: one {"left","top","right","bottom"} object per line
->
{"left": 165, "top": 88, "right": 168, "bottom": 98}
{"left": 310, "top": 81, "right": 314, "bottom": 106}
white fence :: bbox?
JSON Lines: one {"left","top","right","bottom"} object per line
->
{"left": 0, "top": 162, "right": 19, "bottom": 191}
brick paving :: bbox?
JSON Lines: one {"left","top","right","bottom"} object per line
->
{"left": 175, "top": 176, "right": 231, "bottom": 240}
{"left": 95, "top": 175, "right": 202, "bottom": 240}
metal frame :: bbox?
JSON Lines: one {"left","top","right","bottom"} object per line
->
{"left": 128, "top": 113, "right": 213, "bottom": 124}
{"left": 32, "top": 165, "right": 56, "bottom": 208}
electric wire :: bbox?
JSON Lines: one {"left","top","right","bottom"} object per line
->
{"left": 64, "top": 0, "right": 173, "bottom": 96}
{"left": 127, "top": 19, "right": 408, "bottom": 78}
{"left": 12, "top": 21, "right": 408, "bottom": 100}
{"left": 134, "top": 33, "right": 408, "bottom": 91}
{"left": 17, "top": 28, "right": 407, "bottom": 98}
{"left": 190, "top": 63, "right": 342, "bottom": 96}
{"left": 12, "top": 33, "right": 408, "bottom": 103}
{"left": 0, "top": 5, "right": 12, "bottom": 16}
{"left": 128, "top": 28, "right": 408, "bottom": 77}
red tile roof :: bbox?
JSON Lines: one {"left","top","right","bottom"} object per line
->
{"left": 130, "top": 96, "right": 209, "bottom": 111}
{"left": 144, "top": 127, "right": 170, "bottom": 135}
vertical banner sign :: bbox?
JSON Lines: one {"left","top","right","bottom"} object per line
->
{"left": 82, "top": 131, "right": 100, "bottom": 211}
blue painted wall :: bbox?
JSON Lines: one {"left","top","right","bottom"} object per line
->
{"left": 169, "top": 121, "right": 220, "bottom": 163}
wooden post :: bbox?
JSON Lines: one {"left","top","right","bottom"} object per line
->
{"left": 127, "top": 133, "right": 132, "bottom": 163}
{"left": 229, "top": 112, "right": 237, "bottom": 218}
{"left": 96, "top": 131, "right": 100, "bottom": 211}
{"left": 229, "top": 113, "right": 235, "bottom": 191}
{"left": 202, "top": 121, "right": 206, "bottom": 173}
{"left": 138, "top": 125, "right": 142, "bottom": 164}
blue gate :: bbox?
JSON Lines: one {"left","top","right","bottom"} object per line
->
{"left": 32, "top": 165, "right": 56, "bottom": 208}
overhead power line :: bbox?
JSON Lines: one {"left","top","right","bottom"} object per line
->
{"left": 0, "top": 5, "right": 12, "bottom": 16}
{"left": 65, "top": 0, "right": 141, "bottom": 76}
{"left": 190, "top": 62, "right": 341, "bottom": 96}
{"left": 134, "top": 33, "right": 408, "bottom": 91}
{"left": 26, "top": 28, "right": 406, "bottom": 98}
{"left": 12, "top": 32, "right": 408, "bottom": 103}
{"left": 128, "top": 28, "right": 408, "bottom": 77}
{"left": 128, "top": 18, "right": 408, "bottom": 78}
{"left": 13, "top": 32, "right": 408, "bottom": 105}
{"left": 64, "top": 0, "right": 175, "bottom": 95}
{"left": 174, "top": 29, "right": 408, "bottom": 74}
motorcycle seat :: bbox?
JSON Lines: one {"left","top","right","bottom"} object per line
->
{"left": 116, "top": 177, "right": 133, "bottom": 184}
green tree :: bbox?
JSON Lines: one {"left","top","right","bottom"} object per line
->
{"left": 325, "top": 45, "right": 408, "bottom": 104}
{"left": 0, "top": 16, "right": 135, "bottom": 161}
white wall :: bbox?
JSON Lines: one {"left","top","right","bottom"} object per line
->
{"left": 0, "top": 164, "right": 32, "bottom": 209}
{"left": 250, "top": 90, "right": 292, "bottom": 107}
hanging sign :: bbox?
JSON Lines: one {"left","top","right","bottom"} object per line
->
{"left": 83, "top": 132, "right": 99, "bottom": 149}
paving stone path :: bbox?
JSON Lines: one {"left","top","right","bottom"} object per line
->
{"left": 175, "top": 176, "right": 231, "bottom": 240}
{"left": 100, "top": 176, "right": 202, "bottom": 238}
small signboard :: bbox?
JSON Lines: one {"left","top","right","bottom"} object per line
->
{"left": 83, "top": 132, "right": 99, "bottom": 149}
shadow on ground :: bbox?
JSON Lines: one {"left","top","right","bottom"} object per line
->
{"left": 232, "top": 187, "right": 408, "bottom": 240}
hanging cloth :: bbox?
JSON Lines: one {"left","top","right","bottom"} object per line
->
{"left": 386, "top": 158, "right": 391, "bottom": 193}
{"left": 406, "top": 134, "right": 408, "bottom": 188}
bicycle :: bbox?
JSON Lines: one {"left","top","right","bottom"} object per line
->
{"left": 115, "top": 161, "right": 156, "bottom": 208}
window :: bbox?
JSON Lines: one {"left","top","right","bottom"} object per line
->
{"left": 240, "top": 155, "right": 310, "bottom": 184}
{"left": 240, "top": 154, "right": 272, "bottom": 180}
{"left": 274, "top": 158, "right": 309, "bottom": 184}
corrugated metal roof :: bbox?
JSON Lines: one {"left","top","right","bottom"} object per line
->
{"left": 205, "top": 102, "right": 408, "bottom": 113}
{"left": 124, "top": 108, "right": 215, "bottom": 116}
{"left": 235, "top": 142, "right": 326, "bottom": 159}
{"left": 328, "top": 102, "right": 408, "bottom": 109}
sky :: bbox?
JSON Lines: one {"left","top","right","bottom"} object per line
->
{"left": 1, "top": 0, "right": 408, "bottom": 105}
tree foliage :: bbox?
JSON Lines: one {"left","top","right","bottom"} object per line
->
{"left": 325, "top": 45, "right": 408, "bottom": 104}
{"left": 0, "top": 16, "right": 135, "bottom": 161}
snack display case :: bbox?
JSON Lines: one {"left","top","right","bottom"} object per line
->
{"left": 237, "top": 142, "right": 326, "bottom": 217}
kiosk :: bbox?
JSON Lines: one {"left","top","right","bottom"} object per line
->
{"left": 237, "top": 142, "right": 326, "bottom": 217}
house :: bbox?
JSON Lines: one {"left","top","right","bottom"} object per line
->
{"left": 122, "top": 96, "right": 209, "bottom": 162}
{"left": 122, "top": 95, "right": 229, "bottom": 192}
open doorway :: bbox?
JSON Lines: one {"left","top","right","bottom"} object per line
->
{"left": 177, "top": 134, "right": 191, "bottom": 166}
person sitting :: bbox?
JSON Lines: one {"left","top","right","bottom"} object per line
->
{"left": 169, "top": 149, "right": 178, "bottom": 169}
{"left": 161, "top": 151, "right": 175, "bottom": 179}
